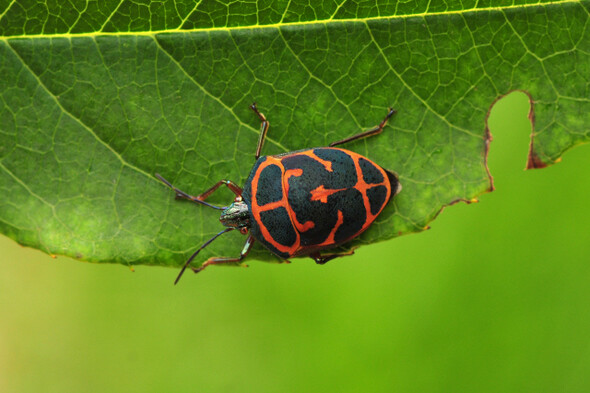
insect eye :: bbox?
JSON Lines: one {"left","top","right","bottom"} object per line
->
{"left": 240, "top": 227, "right": 249, "bottom": 235}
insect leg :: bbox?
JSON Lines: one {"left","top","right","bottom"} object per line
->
{"left": 155, "top": 173, "right": 226, "bottom": 210}
{"left": 190, "top": 235, "right": 255, "bottom": 274}
{"left": 309, "top": 248, "right": 356, "bottom": 265}
{"left": 197, "top": 179, "right": 242, "bottom": 200}
{"left": 155, "top": 174, "right": 242, "bottom": 210}
{"left": 250, "top": 103, "right": 270, "bottom": 160}
{"left": 329, "top": 108, "right": 396, "bottom": 147}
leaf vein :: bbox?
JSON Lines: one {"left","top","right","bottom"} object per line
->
{"left": 179, "top": 0, "right": 205, "bottom": 29}
{"left": 6, "top": 40, "right": 157, "bottom": 183}
{"left": 152, "top": 34, "right": 289, "bottom": 153}
{"left": 99, "top": 0, "right": 126, "bottom": 33}
{"left": 278, "top": 27, "right": 364, "bottom": 131}
{"left": 0, "top": 0, "right": 17, "bottom": 21}
{"left": 363, "top": 20, "right": 481, "bottom": 139}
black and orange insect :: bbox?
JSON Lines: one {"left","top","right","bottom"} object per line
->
{"left": 156, "top": 104, "right": 401, "bottom": 284}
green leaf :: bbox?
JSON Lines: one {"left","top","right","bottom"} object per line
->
{"left": 1, "top": 1, "right": 589, "bottom": 268}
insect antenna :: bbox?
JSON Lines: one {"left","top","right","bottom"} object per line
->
{"left": 155, "top": 173, "right": 226, "bottom": 210}
{"left": 174, "top": 227, "right": 235, "bottom": 285}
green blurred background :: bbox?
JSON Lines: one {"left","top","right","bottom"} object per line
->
{"left": 1, "top": 92, "right": 589, "bottom": 392}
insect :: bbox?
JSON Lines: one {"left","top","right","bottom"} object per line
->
{"left": 156, "top": 104, "right": 401, "bottom": 284}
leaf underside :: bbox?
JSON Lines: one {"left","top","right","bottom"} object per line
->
{"left": 0, "top": 0, "right": 588, "bottom": 268}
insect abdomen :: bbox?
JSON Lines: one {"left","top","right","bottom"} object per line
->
{"left": 243, "top": 148, "right": 396, "bottom": 259}
{"left": 281, "top": 148, "right": 392, "bottom": 255}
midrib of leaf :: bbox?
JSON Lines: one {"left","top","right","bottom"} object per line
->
{"left": 0, "top": 1, "right": 582, "bottom": 39}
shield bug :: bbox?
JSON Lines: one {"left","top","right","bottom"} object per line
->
{"left": 156, "top": 104, "right": 401, "bottom": 284}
